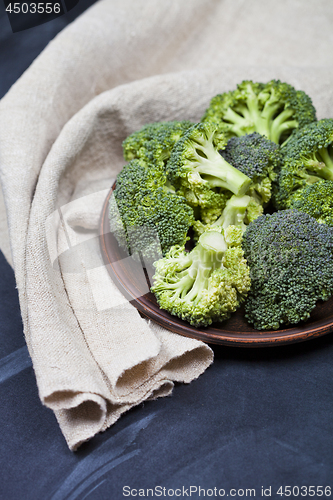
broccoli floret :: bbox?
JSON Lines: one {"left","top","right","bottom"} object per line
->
{"left": 290, "top": 180, "right": 333, "bottom": 226}
{"left": 273, "top": 119, "right": 333, "bottom": 209}
{"left": 193, "top": 194, "right": 263, "bottom": 239}
{"left": 109, "top": 160, "right": 194, "bottom": 260}
{"left": 123, "top": 121, "right": 194, "bottom": 169}
{"left": 166, "top": 122, "right": 252, "bottom": 208}
{"left": 202, "top": 80, "right": 316, "bottom": 145}
{"left": 217, "top": 194, "right": 263, "bottom": 229}
{"left": 199, "top": 200, "right": 232, "bottom": 225}
{"left": 220, "top": 132, "right": 282, "bottom": 204}
{"left": 192, "top": 133, "right": 275, "bottom": 234}
{"left": 242, "top": 209, "right": 333, "bottom": 330}
{"left": 151, "top": 227, "right": 250, "bottom": 327}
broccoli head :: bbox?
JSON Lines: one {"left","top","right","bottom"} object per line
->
{"left": 166, "top": 121, "right": 252, "bottom": 208}
{"left": 273, "top": 119, "right": 333, "bottom": 209}
{"left": 290, "top": 180, "right": 333, "bottom": 226}
{"left": 242, "top": 209, "right": 333, "bottom": 330}
{"left": 122, "top": 121, "right": 193, "bottom": 169}
{"left": 109, "top": 160, "right": 194, "bottom": 260}
{"left": 151, "top": 226, "right": 250, "bottom": 327}
{"left": 202, "top": 80, "right": 316, "bottom": 145}
{"left": 220, "top": 132, "right": 282, "bottom": 204}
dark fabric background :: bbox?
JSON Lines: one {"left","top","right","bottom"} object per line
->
{"left": 0, "top": 3, "right": 333, "bottom": 498}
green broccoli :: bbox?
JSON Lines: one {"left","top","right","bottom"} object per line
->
{"left": 202, "top": 80, "right": 316, "bottom": 145}
{"left": 216, "top": 194, "right": 263, "bottom": 229}
{"left": 290, "top": 180, "right": 333, "bottom": 226}
{"left": 109, "top": 159, "right": 194, "bottom": 260}
{"left": 273, "top": 119, "right": 333, "bottom": 209}
{"left": 166, "top": 121, "right": 252, "bottom": 209}
{"left": 151, "top": 226, "right": 250, "bottom": 327}
{"left": 122, "top": 121, "right": 194, "bottom": 169}
{"left": 220, "top": 132, "right": 282, "bottom": 204}
{"left": 192, "top": 133, "right": 275, "bottom": 235}
{"left": 193, "top": 194, "right": 263, "bottom": 239}
{"left": 242, "top": 209, "right": 333, "bottom": 330}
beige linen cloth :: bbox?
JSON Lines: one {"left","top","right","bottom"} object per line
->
{"left": 0, "top": 0, "right": 333, "bottom": 450}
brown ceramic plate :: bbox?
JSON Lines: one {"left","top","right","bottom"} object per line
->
{"left": 100, "top": 185, "right": 333, "bottom": 347}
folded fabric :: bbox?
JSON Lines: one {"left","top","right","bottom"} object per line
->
{"left": 0, "top": 0, "right": 332, "bottom": 450}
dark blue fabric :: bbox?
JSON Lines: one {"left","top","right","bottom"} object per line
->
{"left": 0, "top": 5, "right": 332, "bottom": 498}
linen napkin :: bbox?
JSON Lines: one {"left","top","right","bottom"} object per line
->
{"left": 0, "top": 0, "right": 333, "bottom": 450}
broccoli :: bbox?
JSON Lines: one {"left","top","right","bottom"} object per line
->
{"left": 290, "top": 180, "right": 333, "bottom": 226}
{"left": 151, "top": 226, "right": 250, "bottom": 327}
{"left": 199, "top": 200, "right": 232, "bottom": 226}
{"left": 242, "top": 209, "right": 333, "bottom": 330}
{"left": 192, "top": 133, "right": 276, "bottom": 235}
{"left": 217, "top": 194, "right": 263, "bottom": 229}
{"left": 193, "top": 194, "right": 263, "bottom": 239}
{"left": 109, "top": 160, "right": 194, "bottom": 260}
{"left": 273, "top": 119, "right": 333, "bottom": 209}
{"left": 123, "top": 121, "right": 194, "bottom": 169}
{"left": 202, "top": 80, "right": 316, "bottom": 145}
{"left": 220, "top": 132, "right": 282, "bottom": 204}
{"left": 166, "top": 121, "right": 252, "bottom": 209}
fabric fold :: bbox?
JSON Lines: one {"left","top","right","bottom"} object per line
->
{"left": 21, "top": 76, "right": 219, "bottom": 449}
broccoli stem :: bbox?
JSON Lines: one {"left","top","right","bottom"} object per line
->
{"left": 199, "top": 230, "right": 228, "bottom": 253}
{"left": 153, "top": 231, "right": 227, "bottom": 306}
{"left": 224, "top": 95, "right": 274, "bottom": 140}
{"left": 189, "top": 141, "right": 251, "bottom": 195}
{"left": 303, "top": 174, "right": 323, "bottom": 185}
{"left": 213, "top": 195, "right": 251, "bottom": 230}
{"left": 261, "top": 100, "right": 281, "bottom": 122}
{"left": 159, "top": 231, "right": 226, "bottom": 305}
{"left": 240, "top": 83, "right": 259, "bottom": 117}
{"left": 270, "top": 119, "right": 298, "bottom": 144}
{"left": 223, "top": 107, "right": 249, "bottom": 136}
{"left": 216, "top": 87, "right": 298, "bottom": 144}
{"left": 304, "top": 148, "right": 333, "bottom": 181}
{"left": 158, "top": 261, "right": 193, "bottom": 300}
{"left": 164, "top": 180, "right": 177, "bottom": 193}
{"left": 222, "top": 105, "right": 270, "bottom": 139}
{"left": 318, "top": 147, "right": 333, "bottom": 175}
{"left": 185, "top": 264, "right": 209, "bottom": 303}
{"left": 166, "top": 275, "right": 193, "bottom": 300}
{"left": 270, "top": 109, "right": 298, "bottom": 144}
{"left": 245, "top": 89, "right": 266, "bottom": 131}
{"left": 184, "top": 231, "right": 227, "bottom": 303}
{"left": 234, "top": 103, "right": 252, "bottom": 121}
